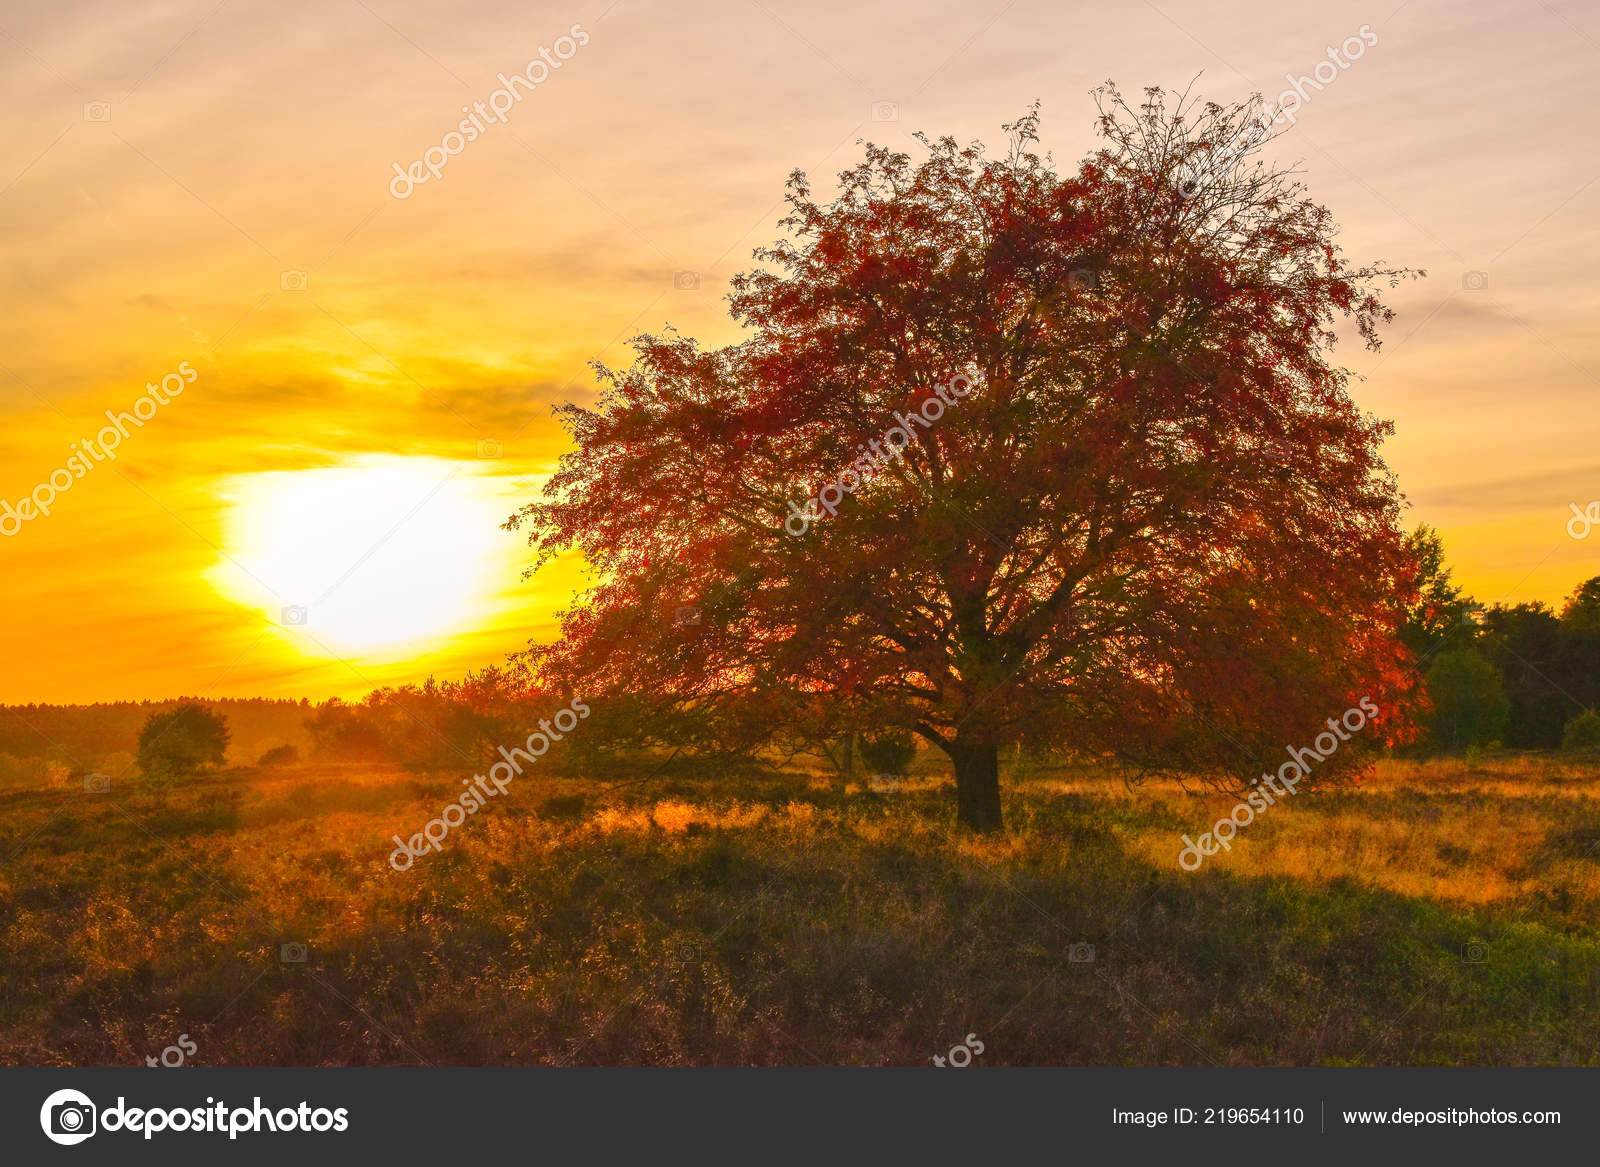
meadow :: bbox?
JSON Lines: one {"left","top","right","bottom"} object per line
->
{"left": 4, "top": 752, "right": 1600, "bottom": 1066}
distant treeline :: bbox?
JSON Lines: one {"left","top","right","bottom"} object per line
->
{"left": 0, "top": 697, "right": 312, "bottom": 783}
{"left": 0, "top": 667, "right": 582, "bottom": 786}
{"left": 1405, "top": 525, "right": 1600, "bottom": 752}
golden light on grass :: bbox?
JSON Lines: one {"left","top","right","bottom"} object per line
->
{"left": 205, "top": 455, "right": 517, "bottom": 663}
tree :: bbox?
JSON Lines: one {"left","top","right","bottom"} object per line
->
{"left": 304, "top": 697, "right": 392, "bottom": 762}
{"left": 1560, "top": 577, "right": 1600, "bottom": 636}
{"left": 137, "top": 704, "right": 229, "bottom": 778}
{"left": 1400, "top": 523, "right": 1475, "bottom": 659}
{"left": 1424, "top": 650, "right": 1509, "bottom": 752}
{"left": 509, "top": 86, "right": 1420, "bottom": 830}
{"left": 1479, "top": 602, "right": 1571, "bottom": 748}
{"left": 1562, "top": 709, "right": 1600, "bottom": 753}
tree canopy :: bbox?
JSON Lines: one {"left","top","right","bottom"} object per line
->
{"left": 510, "top": 85, "right": 1423, "bottom": 829}
{"left": 137, "top": 703, "right": 229, "bottom": 779}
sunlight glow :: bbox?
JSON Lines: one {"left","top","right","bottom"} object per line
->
{"left": 208, "top": 455, "right": 515, "bottom": 661}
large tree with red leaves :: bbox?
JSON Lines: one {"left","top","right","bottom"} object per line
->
{"left": 509, "top": 85, "right": 1420, "bottom": 830}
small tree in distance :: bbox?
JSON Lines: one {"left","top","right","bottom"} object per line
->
{"left": 510, "top": 84, "right": 1422, "bottom": 830}
{"left": 138, "top": 703, "right": 230, "bottom": 780}
{"left": 1401, "top": 523, "right": 1476, "bottom": 658}
{"left": 1563, "top": 710, "right": 1600, "bottom": 754}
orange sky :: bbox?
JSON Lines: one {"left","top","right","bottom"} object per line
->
{"left": 1, "top": 0, "right": 1596, "bottom": 703}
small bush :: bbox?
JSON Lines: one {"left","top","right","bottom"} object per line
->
{"left": 38, "top": 759, "right": 72, "bottom": 789}
{"left": 258, "top": 744, "right": 300, "bottom": 767}
{"left": 858, "top": 728, "right": 917, "bottom": 776}
{"left": 1563, "top": 710, "right": 1600, "bottom": 753}
{"left": 537, "top": 794, "right": 588, "bottom": 821}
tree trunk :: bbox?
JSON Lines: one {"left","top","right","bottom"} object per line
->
{"left": 950, "top": 739, "right": 1003, "bottom": 832}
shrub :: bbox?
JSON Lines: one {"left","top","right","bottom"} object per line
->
{"left": 38, "top": 759, "right": 72, "bottom": 789}
{"left": 1563, "top": 709, "right": 1600, "bottom": 753}
{"left": 138, "top": 704, "right": 230, "bottom": 779}
{"left": 858, "top": 729, "right": 917, "bottom": 776}
{"left": 537, "top": 794, "right": 588, "bottom": 821}
{"left": 0, "top": 753, "right": 27, "bottom": 789}
{"left": 258, "top": 744, "right": 300, "bottom": 767}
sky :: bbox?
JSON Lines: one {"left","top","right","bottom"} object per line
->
{"left": 0, "top": 0, "right": 1596, "bottom": 703}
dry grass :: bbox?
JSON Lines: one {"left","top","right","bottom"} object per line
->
{"left": 3, "top": 753, "right": 1600, "bottom": 1065}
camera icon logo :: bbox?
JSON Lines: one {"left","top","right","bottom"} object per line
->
{"left": 1462, "top": 940, "right": 1488, "bottom": 963}
{"left": 1068, "top": 941, "right": 1096, "bottom": 963}
{"left": 280, "top": 270, "right": 308, "bottom": 291}
{"left": 673, "top": 604, "right": 702, "bottom": 627}
{"left": 673, "top": 270, "right": 700, "bottom": 291}
{"left": 83, "top": 772, "right": 110, "bottom": 794}
{"left": 870, "top": 100, "right": 899, "bottom": 122}
{"left": 1067, "top": 267, "right": 1100, "bottom": 293}
{"left": 83, "top": 102, "right": 111, "bottom": 122}
{"left": 281, "top": 605, "right": 309, "bottom": 627}
{"left": 280, "top": 941, "right": 308, "bottom": 963}
{"left": 476, "top": 438, "right": 504, "bottom": 459}
{"left": 868, "top": 773, "right": 900, "bottom": 794}
{"left": 1461, "top": 270, "right": 1489, "bottom": 291}
{"left": 40, "top": 1088, "right": 97, "bottom": 1145}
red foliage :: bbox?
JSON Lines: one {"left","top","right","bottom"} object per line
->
{"left": 508, "top": 85, "right": 1423, "bottom": 796}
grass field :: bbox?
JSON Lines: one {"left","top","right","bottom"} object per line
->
{"left": 4, "top": 752, "right": 1600, "bottom": 1065}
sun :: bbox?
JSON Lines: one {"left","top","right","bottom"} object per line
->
{"left": 207, "top": 455, "right": 518, "bottom": 660}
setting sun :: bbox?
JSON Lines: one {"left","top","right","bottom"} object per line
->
{"left": 207, "top": 455, "right": 520, "bottom": 661}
